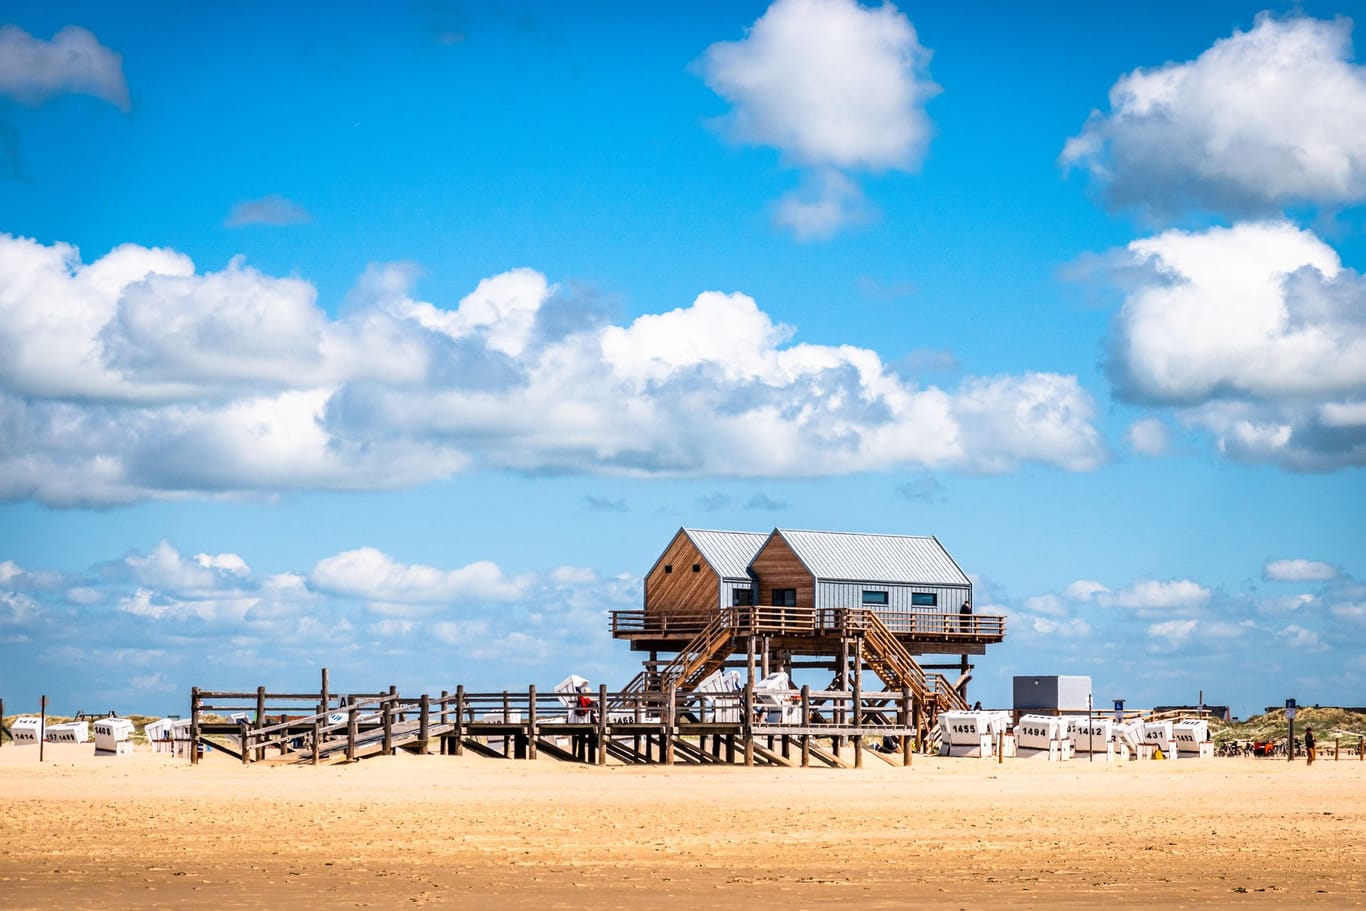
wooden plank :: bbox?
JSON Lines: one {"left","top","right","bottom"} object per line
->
{"left": 750, "top": 741, "right": 794, "bottom": 767}
{"left": 805, "top": 741, "right": 851, "bottom": 768}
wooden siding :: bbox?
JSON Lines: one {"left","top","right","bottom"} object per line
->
{"left": 750, "top": 533, "right": 815, "bottom": 608}
{"left": 644, "top": 530, "right": 721, "bottom": 619}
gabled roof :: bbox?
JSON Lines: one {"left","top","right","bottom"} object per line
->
{"left": 683, "top": 529, "right": 767, "bottom": 580}
{"left": 775, "top": 529, "right": 969, "bottom": 586}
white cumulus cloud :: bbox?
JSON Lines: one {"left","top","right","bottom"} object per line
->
{"left": 0, "top": 234, "right": 1105, "bottom": 505}
{"left": 697, "top": 0, "right": 936, "bottom": 239}
{"left": 1097, "top": 579, "right": 1211, "bottom": 611}
{"left": 310, "top": 548, "right": 529, "bottom": 605}
{"left": 1126, "top": 417, "right": 1169, "bottom": 456}
{"left": 1063, "top": 14, "right": 1366, "bottom": 216}
{"left": 1101, "top": 221, "right": 1366, "bottom": 471}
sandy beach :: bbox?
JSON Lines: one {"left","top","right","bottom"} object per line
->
{"left": 1, "top": 743, "right": 1362, "bottom": 909}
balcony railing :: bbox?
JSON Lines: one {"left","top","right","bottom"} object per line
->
{"left": 610, "top": 607, "right": 1005, "bottom": 640}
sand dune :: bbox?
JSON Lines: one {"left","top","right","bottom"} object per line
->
{"left": 1, "top": 742, "right": 1362, "bottom": 908}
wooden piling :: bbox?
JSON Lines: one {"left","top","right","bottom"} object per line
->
{"left": 255, "top": 686, "right": 266, "bottom": 761}
{"left": 346, "top": 703, "right": 358, "bottom": 762}
{"left": 901, "top": 687, "right": 913, "bottom": 767}
{"left": 190, "top": 687, "right": 201, "bottom": 766}
{"left": 320, "top": 667, "right": 329, "bottom": 715}
{"left": 527, "top": 685, "right": 537, "bottom": 760}
{"left": 743, "top": 682, "right": 754, "bottom": 767}
{"left": 664, "top": 687, "right": 676, "bottom": 766}
{"left": 39, "top": 695, "right": 46, "bottom": 764}
{"left": 454, "top": 686, "right": 465, "bottom": 756}
{"left": 596, "top": 683, "right": 608, "bottom": 766}
{"left": 852, "top": 667, "right": 863, "bottom": 769}
{"left": 800, "top": 685, "right": 811, "bottom": 768}
{"left": 419, "top": 694, "right": 430, "bottom": 755}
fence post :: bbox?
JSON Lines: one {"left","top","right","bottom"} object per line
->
{"left": 312, "top": 701, "right": 322, "bottom": 765}
{"left": 419, "top": 694, "right": 430, "bottom": 755}
{"left": 255, "top": 685, "right": 266, "bottom": 761}
{"left": 382, "top": 695, "right": 394, "bottom": 756}
{"left": 346, "top": 703, "right": 358, "bottom": 762}
{"left": 596, "top": 683, "right": 608, "bottom": 766}
{"left": 852, "top": 673, "right": 863, "bottom": 769}
{"left": 801, "top": 685, "right": 811, "bottom": 768}
{"left": 901, "top": 686, "right": 913, "bottom": 767}
{"left": 454, "top": 686, "right": 465, "bottom": 756}
{"left": 664, "top": 686, "right": 676, "bottom": 766}
{"left": 527, "top": 685, "right": 537, "bottom": 760}
{"left": 240, "top": 720, "right": 249, "bottom": 766}
{"left": 743, "top": 682, "right": 755, "bottom": 767}
{"left": 190, "top": 687, "right": 201, "bottom": 766}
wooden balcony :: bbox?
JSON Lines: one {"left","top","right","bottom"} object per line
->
{"left": 610, "top": 606, "right": 1005, "bottom": 655}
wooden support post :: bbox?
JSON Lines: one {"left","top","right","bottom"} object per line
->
{"left": 801, "top": 685, "right": 811, "bottom": 768}
{"left": 912, "top": 696, "right": 922, "bottom": 755}
{"left": 761, "top": 636, "right": 771, "bottom": 678}
{"left": 664, "top": 687, "right": 676, "bottom": 766}
{"left": 743, "top": 681, "right": 755, "bottom": 767}
{"left": 255, "top": 686, "right": 266, "bottom": 761}
{"left": 596, "top": 683, "right": 608, "bottom": 766}
{"left": 454, "top": 686, "right": 465, "bottom": 756}
{"left": 439, "top": 690, "right": 449, "bottom": 755}
{"left": 382, "top": 698, "right": 394, "bottom": 757}
{"left": 746, "top": 634, "right": 756, "bottom": 690}
{"left": 190, "top": 687, "right": 201, "bottom": 766}
{"left": 853, "top": 667, "right": 863, "bottom": 769}
{"left": 39, "top": 695, "right": 46, "bottom": 764}
{"left": 419, "top": 694, "right": 430, "bottom": 755}
{"left": 346, "top": 703, "right": 358, "bottom": 762}
{"left": 240, "top": 722, "right": 250, "bottom": 766}
{"left": 312, "top": 715, "right": 320, "bottom": 766}
{"left": 527, "top": 685, "right": 537, "bottom": 760}
{"left": 320, "top": 667, "right": 329, "bottom": 714}
{"left": 901, "top": 687, "right": 913, "bottom": 767}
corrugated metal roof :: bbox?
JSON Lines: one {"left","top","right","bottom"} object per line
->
{"left": 683, "top": 529, "right": 767, "bottom": 580}
{"left": 776, "top": 529, "right": 969, "bottom": 586}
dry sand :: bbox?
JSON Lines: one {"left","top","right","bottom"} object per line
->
{"left": 1, "top": 742, "right": 1363, "bottom": 908}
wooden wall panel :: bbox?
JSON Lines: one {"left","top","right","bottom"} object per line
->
{"left": 750, "top": 534, "right": 815, "bottom": 607}
{"left": 644, "top": 531, "right": 720, "bottom": 618}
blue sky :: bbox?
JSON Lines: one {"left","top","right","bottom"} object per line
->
{"left": 0, "top": 1, "right": 1363, "bottom": 719}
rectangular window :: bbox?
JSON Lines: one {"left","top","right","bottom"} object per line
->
{"left": 771, "top": 588, "right": 796, "bottom": 607}
{"left": 861, "top": 590, "right": 889, "bottom": 606}
{"left": 911, "top": 592, "right": 937, "bottom": 607}
{"left": 732, "top": 588, "right": 753, "bottom": 606}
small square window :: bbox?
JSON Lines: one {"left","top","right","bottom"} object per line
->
{"left": 664, "top": 564, "right": 672, "bottom": 574}
{"left": 732, "top": 588, "right": 753, "bottom": 606}
{"left": 911, "top": 592, "right": 937, "bottom": 607}
{"left": 771, "top": 588, "right": 796, "bottom": 607}
{"left": 862, "top": 591, "right": 889, "bottom": 606}
{"left": 692, "top": 564, "right": 700, "bottom": 573}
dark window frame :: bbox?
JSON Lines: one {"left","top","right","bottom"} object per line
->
{"left": 911, "top": 592, "right": 938, "bottom": 607}
{"left": 861, "top": 590, "right": 889, "bottom": 606}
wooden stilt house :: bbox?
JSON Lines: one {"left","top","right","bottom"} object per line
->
{"left": 610, "top": 527, "right": 1006, "bottom": 720}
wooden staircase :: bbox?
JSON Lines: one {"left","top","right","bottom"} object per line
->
{"left": 618, "top": 611, "right": 737, "bottom": 700}
{"left": 855, "top": 610, "right": 968, "bottom": 713}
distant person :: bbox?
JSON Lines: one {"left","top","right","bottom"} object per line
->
{"left": 959, "top": 599, "right": 972, "bottom": 633}
{"left": 972, "top": 700, "right": 982, "bottom": 711}
{"left": 1305, "top": 726, "right": 1316, "bottom": 765}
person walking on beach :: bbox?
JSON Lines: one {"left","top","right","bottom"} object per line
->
{"left": 1305, "top": 726, "right": 1316, "bottom": 765}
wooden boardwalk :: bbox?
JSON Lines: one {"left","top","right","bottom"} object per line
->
{"left": 190, "top": 672, "right": 926, "bottom": 770}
